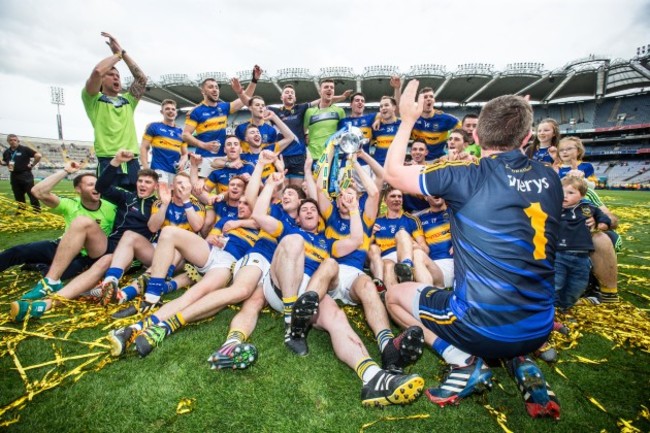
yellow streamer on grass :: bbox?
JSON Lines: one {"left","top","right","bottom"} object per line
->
{"left": 617, "top": 418, "right": 642, "bottom": 433}
{"left": 176, "top": 398, "right": 196, "bottom": 415}
{"left": 482, "top": 405, "right": 514, "bottom": 433}
{"left": 0, "top": 198, "right": 649, "bottom": 429}
{"left": 0, "top": 195, "right": 65, "bottom": 233}
{"left": 639, "top": 405, "right": 650, "bottom": 421}
{"left": 15, "top": 352, "right": 106, "bottom": 371}
{"left": 588, "top": 396, "right": 608, "bottom": 413}
{"left": 359, "top": 414, "right": 430, "bottom": 433}
{"left": 0, "top": 415, "right": 20, "bottom": 428}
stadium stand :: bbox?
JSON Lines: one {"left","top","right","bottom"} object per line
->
{"left": 0, "top": 133, "right": 95, "bottom": 178}
{"left": 3, "top": 51, "right": 650, "bottom": 188}
{"left": 594, "top": 94, "right": 650, "bottom": 128}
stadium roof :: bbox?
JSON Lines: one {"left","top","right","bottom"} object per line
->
{"left": 134, "top": 53, "right": 650, "bottom": 109}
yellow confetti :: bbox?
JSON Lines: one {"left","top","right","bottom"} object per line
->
{"left": 569, "top": 355, "right": 607, "bottom": 365}
{"left": 176, "top": 398, "right": 196, "bottom": 415}
{"left": 16, "top": 352, "right": 106, "bottom": 371}
{"left": 553, "top": 366, "right": 569, "bottom": 380}
{"left": 588, "top": 396, "right": 608, "bottom": 413}
{"left": 639, "top": 405, "right": 650, "bottom": 421}
{"left": 482, "top": 405, "right": 514, "bottom": 433}
{"left": 359, "top": 414, "right": 430, "bottom": 433}
{"left": 617, "top": 418, "right": 642, "bottom": 433}
{"left": 0, "top": 327, "right": 111, "bottom": 349}
{"left": 567, "top": 302, "right": 650, "bottom": 353}
{"left": 0, "top": 415, "right": 20, "bottom": 427}
{"left": 0, "top": 195, "right": 649, "bottom": 430}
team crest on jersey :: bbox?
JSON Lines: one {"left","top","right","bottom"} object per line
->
{"left": 581, "top": 205, "right": 592, "bottom": 217}
{"left": 99, "top": 95, "right": 130, "bottom": 108}
{"left": 173, "top": 211, "right": 182, "bottom": 221}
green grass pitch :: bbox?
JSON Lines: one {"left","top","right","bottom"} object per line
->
{"left": 0, "top": 181, "right": 649, "bottom": 433}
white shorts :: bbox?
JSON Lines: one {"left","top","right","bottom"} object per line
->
{"left": 433, "top": 258, "right": 455, "bottom": 288}
{"left": 196, "top": 246, "right": 236, "bottom": 274}
{"left": 382, "top": 251, "right": 398, "bottom": 262}
{"left": 262, "top": 272, "right": 311, "bottom": 313}
{"left": 233, "top": 252, "right": 271, "bottom": 283}
{"left": 199, "top": 157, "right": 217, "bottom": 178}
{"left": 154, "top": 169, "right": 175, "bottom": 184}
{"left": 329, "top": 264, "right": 364, "bottom": 305}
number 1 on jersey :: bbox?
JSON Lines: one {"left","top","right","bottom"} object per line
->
{"left": 524, "top": 202, "right": 547, "bottom": 260}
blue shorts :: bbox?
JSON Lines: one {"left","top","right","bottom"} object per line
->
{"left": 415, "top": 286, "right": 549, "bottom": 359}
{"left": 603, "top": 230, "right": 622, "bottom": 252}
{"left": 283, "top": 153, "right": 306, "bottom": 179}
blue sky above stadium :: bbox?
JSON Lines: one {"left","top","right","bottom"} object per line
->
{"left": 0, "top": 0, "right": 648, "bottom": 142}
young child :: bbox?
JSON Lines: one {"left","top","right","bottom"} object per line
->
{"left": 555, "top": 176, "right": 611, "bottom": 310}
{"left": 526, "top": 118, "right": 560, "bottom": 164}
{"left": 534, "top": 175, "right": 610, "bottom": 363}
{"left": 555, "top": 136, "right": 597, "bottom": 188}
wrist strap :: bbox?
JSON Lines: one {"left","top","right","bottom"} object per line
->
{"left": 183, "top": 201, "right": 193, "bottom": 210}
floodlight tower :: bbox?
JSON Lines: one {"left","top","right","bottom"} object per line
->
{"left": 50, "top": 86, "right": 65, "bottom": 140}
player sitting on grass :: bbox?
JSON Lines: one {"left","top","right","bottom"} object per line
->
{"left": 11, "top": 150, "right": 159, "bottom": 321}
{"left": 383, "top": 80, "right": 563, "bottom": 420}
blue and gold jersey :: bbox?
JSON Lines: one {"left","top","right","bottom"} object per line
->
{"left": 532, "top": 147, "right": 554, "bottom": 164}
{"left": 151, "top": 198, "right": 205, "bottom": 232}
{"left": 410, "top": 112, "right": 460, "bottom": 159}
{"left": 372, "top": 211, "right": 423, "bottom": 255}
{"left": 372, "top": 118, "right": 401, "bottom": 166}
{"left": 250, "top": 203, "right": 298, "bottom": 262}
{"left": 557, "top": 161, "right": 596, "bottom": 182}
{"left": 205, "top": 162, "right": 255, "bottom": 193}
{"left": 323, "top": 195, "right": 373, "bottom": 271}
{"left": 263, "top": 209, "right": 334, "bottom": 277}
{"left": 143, "top": 122, "right": 186, "bottom": 173}
{"left": 235, "top": 122, "right": 278, "bottom": 153}
{"left": 241, "top": 151, "right": 278, "bottom": 181}
{"left": 186, "top": 102, "right": 233, "bottom": 158}
{"left": 210, "top": 216, "right": 259, "bottom": 260}
{"left": 338, "top": 113, "right": 376, "bottom": 141}
{"left": 213, "top": 201, "right": 238, "bottom": 223}
{"left": 419, "top": 208, "right": 452, "bottom": 260}
{"left": 419, "top": 150, "right": 563, "bottom": 342}
{"left": 277, "top": 225, "right": 333, "bottom": 277}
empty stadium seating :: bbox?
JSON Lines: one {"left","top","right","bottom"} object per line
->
{"left": 0, "top": 134, "right": 95, "bottom": 172}
{"left": 594, "top": 94, "right": 650, "bottom": 127}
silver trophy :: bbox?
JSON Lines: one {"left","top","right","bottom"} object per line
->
{"left": 336, "top": 126, "right": 369, "bottom": 154}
